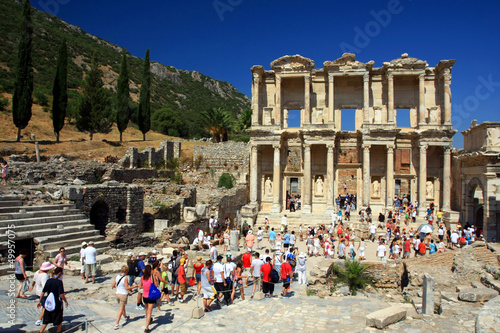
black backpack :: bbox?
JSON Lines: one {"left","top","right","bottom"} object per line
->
{"left": 128, "top": 259, "right": 141, "bottom": 277}
{"left": 269, "top": 264, "right": 280, "bottom": 284}
{"left": 168, "top": 256, "right": 178, "bottom": 273}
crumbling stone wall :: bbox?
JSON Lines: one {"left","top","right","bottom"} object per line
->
{"left": 108, "top": 169, "right": 174, "bottom": 183}
{"left": 119, "top": 140, "right": 181, "bottom": 168}
{"left": 193, "top": 142, "right": 249, "bottom": 172}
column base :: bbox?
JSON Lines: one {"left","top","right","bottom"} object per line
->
{"left": 418, "top": 207, "right": 427, "bottom": 217}
{"left": 302, "top": 204, "right": 312, "bottom": 214}
{"left": 271, "top": 203, "right": 281, "bottom": 214}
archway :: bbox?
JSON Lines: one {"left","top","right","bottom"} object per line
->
{"left": 90, "top": 200, "right": 109, "bottom": 236}
{"left": 467, "top": 177, "right": 485, "bottom": 234}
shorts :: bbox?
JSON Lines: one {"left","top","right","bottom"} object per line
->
{"left": 143, "top": 297, "right": 156, "bottom": 304}
{"left": 439, "top": 235, "right": 444, "bottom": 241}
{"left": 404, "top": 251, "right": 411, "bottom": 257}
{"left": 262, "top": 282, "right": 274, "bottom": 295}
{"left": 80, "top": 264, "right": 85, "bottom": 274}
{"left": 214, "top": 282, "right": 225, "bottom": 293}
{"left": 359, "top": 250, "right": 365, "bottom": 257}
{"left": 282, "top": 279, "right": 290, "bottom": 289}
{"left": 85, "top": 263, "right": 97, "bottom": 277}
{"left": 43, "top": 308, "right": 63, "bottom": 326}
{"left": 203, "top": 285, "right": 216, "bottom": 299}
{"left": 171, "top": 274, "right": 178, "bottom": 285}
{"left": 116, "top": 294, "right": 128, "bottom": 305}
{"left": 195, "top": 273, "right": 202, "bottom": 282}
{"left": 180, "top": 282, "right": 188, "bottom": 294}
{"left": 253, "top": 276, "right": 261, "bottom": 285}
{"left": 15, "top": 273, "right": 25, "bottom": 281}
{"left": 234, "top": 279, "right": 243, "bottom": 288}
{"left": 284, "top": 243, "right": 289, "bottom": 248}
{"left": 224, "top": 239, "right": 229, "bottom": 246}
{"left": 162, "top": 288, "right": 169, "bottom": 294}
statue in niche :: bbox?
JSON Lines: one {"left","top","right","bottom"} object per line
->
{"left": 372, "top": 180, "right": 380, "bottom": 198}
{"left": 265, "top": 177, "right": 273, "bottom": 197}
{"left": 426, "top": 181, "right": 434, "bottom": 198}
{"left": 316, "top": 176, "right": 324, "bottom": 195}
{"left": 486, "top": 128, "right": 500, "bottom": 147}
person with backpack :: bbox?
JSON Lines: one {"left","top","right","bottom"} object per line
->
{"left": 37, "top": 267, "right": 68, "bottom": 333}
{"left": 223, "top": 255, "right": 235, "bottom": 305}
{"left": 140, "top": 265, "right": 159, "bottom": 333}
{"left": 134, "top": 252, "right": 147, "bottom": 310}
{"left": 30, "top": 262, "right": 55, "bottom": 327}
{"left": 168, "top": 250, "right": 181, "bottom": 300}
{"left": 112, "top": 265, "right": 138, "bottom": 330}
{"left": 280, "top": 255, "right": 293, "bottom": 297}
{"left": 260, "top": 257, "right": 277, "bottom": 298}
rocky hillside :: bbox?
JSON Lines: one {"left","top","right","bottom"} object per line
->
{"left": 0, "top": 0, "right": 250, "bottom": 138}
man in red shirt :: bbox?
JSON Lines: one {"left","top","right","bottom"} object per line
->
{"left": 418, "top": 241, "right": 427, "bottom": 256}
{"left": 403, "top": 238, "right": 411, "bottom": 259}
{"left": 260, "top": 257, "right": 274, "bottom": 297}
{"left": 280, "top": 256, "right": 293, "bottom": 297}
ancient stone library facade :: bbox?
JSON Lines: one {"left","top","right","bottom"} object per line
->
{"left": 243, "top": 52, "right": 500, "bottom": 240}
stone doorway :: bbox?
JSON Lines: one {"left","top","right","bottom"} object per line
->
{"left": 474, "top": 206, "right": 484, "bottom": 230}
{"left": 90, "top": 200, "right": 109, "bottom": 236}
{"left": 16, "top": 238, "right": 34, "bottom": 270}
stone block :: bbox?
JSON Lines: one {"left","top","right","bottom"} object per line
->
{"left": 458, "top": 287, "right": 499, "bottom": 302}
{"left": 154, "top": 219, "right": 169, "bottom": 237}
{"left": 481, "top": 273, "right": 500, "bottom": 293}
{"left": 195, "top": 204, "right": 208, "bottom": 219}
{"left": 184, "top": 207, "right": 198, "bottom": 223}
{"left": 63, "top": 186, "right": 84, "bottom": 200}
{"left": 162, "top": 247, "right": 175, "bottom": 256}
{"left": 191, "top": 307, "right": 204, "bottom": 319}
{"left": 366, "top": 307, "right": 407, "bottom": 329}
{"left": 253, "top": 291, "right": 265, "bottom": 300}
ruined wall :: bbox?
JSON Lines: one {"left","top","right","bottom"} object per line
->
{"left": 119, "top": 140, "right": 181, "bottom": 168}
{"left": 108, "top": 169, "right": 174, "bottom": 183}
{"left": 193, "top": 142, "right": 249, "bottom": 172}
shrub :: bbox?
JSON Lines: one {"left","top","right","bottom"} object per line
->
{"left": 166, "top": 158, "right": 179, "bottom": 171}
{"left": 34, "top": 89, "right": 49, "bottom": 106}
{"left": 327, "top": 260, "right": 377, "bottom": 296}
{"left": 194, "top": 155, "right": 204, "bottom": 170}
{"left": 218, "top": 173, "right": 234, "bottom": 189}
{"left": 0, "top": 97, "right": 9, "bottom": 111}
{"left": 171, "top": 172, "right": 182, "bottom": 184}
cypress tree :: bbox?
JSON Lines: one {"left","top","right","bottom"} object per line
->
{"left": 116, "top": 50, "right": 130, "bottom": 142}
{"left": 12, "top": 0, "right": 33, "bottom": 142}
{"left": 138, "top": 49, "right": 151, "bottom": 141}
{"left": 76, "top": 51, "right": 112, "bottom": 140}
{"left": 52, "top": 38, "right": 68, "bottom": 142}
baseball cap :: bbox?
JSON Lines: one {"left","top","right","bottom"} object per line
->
{"left": 139, "top": 252, "right": 147, "bottom": 256}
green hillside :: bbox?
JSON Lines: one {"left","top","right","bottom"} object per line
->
{"left": 0, "top": 0, "right": 250, "bottom": 139}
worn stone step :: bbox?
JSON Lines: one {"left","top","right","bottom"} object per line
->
{"left": 36, "top": 229, "right": 102, "bottom": 250}
{"left": 0, "top": 208, "right": 83, "bottom": 221}
{"left": 0, "top": 200, "right": 23, "bottom": 208}
{"left": 0, "top": 203, "right": 74, "bottom": 214}
{"left": 45, "top": 239, "right": 109, "bottom": 258}
{"left": 0, "top": 195, "right": 21, "bottom": 202}
{"left": 0, "top": 218, "right": 90, "bottom": 234}
{"left": 0, "top": 223, "right": 98, "bottom": 245}
{"left": 0, "top": 213, "right": 87, "bottom": 227}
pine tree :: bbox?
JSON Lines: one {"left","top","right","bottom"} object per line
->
{"left": 138, "top": 49, "right": 151, "bottom": 141}
{"left": 116, "top": 50, "right": 130, "bottom": 142}
{"left": 76, "top": 51, "right": 112, "bottom": 140}
{"left": 12, "top": 0, "right": 33, "bottom": 142}
{"left": 52, "top": 38, "right": 68, "bottom": 142}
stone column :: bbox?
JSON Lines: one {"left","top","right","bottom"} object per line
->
{"left": 387, "top": 72, "right": 394, "bottom": 124}
{"left": 326, "top": 144, "right": 335, "bottom": 214}
{"left": 328, "top": 74, "right": 335, "bottom": 126}
{"left": 362, "top": 144, "right": 371, "bottom": 206}
{"left": 363, "top": 73, "right": 370, "bottom": 124}
{"left": 419, "top": 73, "right": 426, "bottom": 125}
{"left": 443, "top": 69, "right": 452, "bottom": 125}
{"left": 303, "top": 144, "right": 312, "bottom": 214}
{"left": 418, "top": 144, "right": 428, "bottom": 216}
{"left": 275, "top": 76, "right": 282, "bottom": 126}
{"left": 250, "top": 145, "right": 258, "bottom": 204}
{"left": 251, "top": 73, "right": 260, "bottom": 126}
{"left": 442, "top": 147, "right": 451, "bottom": 211}
{"left": 230, "top": 230, "right": 239, "bottom": 252}
{"left": 422, "top": 274, "right": 435, "bottom": 315}
{"left": 271, "top": 144, "right": 281, "bottom": 213}
{"left": 386, "top": 145, "right": 395, "bottom": 208}
{"left": 304, "top": 75, "right": 311, "bottom": 125}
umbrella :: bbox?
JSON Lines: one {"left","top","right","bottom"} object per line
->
{"left": 418, "top": 224, "right": 434, "bottom": 234}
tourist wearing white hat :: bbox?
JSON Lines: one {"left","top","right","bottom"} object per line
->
{"left": 80, "top": 242, "right": 87, "bottom": 280}
{"left": 30, "top": 262, "right": 56, "bottom": 326}
{"left": 83, "top": 241, "right": 97, "bottom": 284}
{"left": 297, "top": 253, "right": 307, "bottom": 285}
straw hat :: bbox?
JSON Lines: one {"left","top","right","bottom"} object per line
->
{"left": 197, "top": 256, "right": 203, "bottom": 262}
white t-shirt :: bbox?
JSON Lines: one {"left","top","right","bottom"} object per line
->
{"left": 210, "top": 246, "right": 218, "bottom": 260}
{"left": 33, "top": 271, "right": 49, "bottom": 296}
{"left": 115, "top": 274, "right": 128, "bottom": 295}
{"left": 209, "top": 218, "right": 214, "bottom": 228}
{"left": 369, "top": 225, "right": 376, "bottom": 234}
{"left": 84, "top": 246, "right": 97, "bottom": 264}
{"left": 198, "top": 230, "right": 204, "bottom": 241}
{"left": 213, "top": 262, "right": 224, "bottom": 283}
{"left": 290, "top": 234, "right": 296, "bottom": 244}
{"left": 451, "top": 232, "right": 459, "bottom": 244}
{"left": 257, "top": 230, "right": 264, "bottom": 240}
{"left": 438, "top": 228, "right": 444, "bottom": 236}
{"left": 223, "top": 263, "right": 234, "bottom": 281}
{"left": 251, "top": 258, "right": 264, "bottom": 277}
{"left": 80, "top": 248, "right": 86, "bottom": 263}
{"left": 377, "top": 245, "right": 386, "bottom": 257}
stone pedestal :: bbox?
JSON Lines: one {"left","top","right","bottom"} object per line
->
{"left": 230, "top": 230, "right": 239, "bottom": 252}
{"left": 422, "top": 274, "right": 435, "bottom": 315}
{"left": 191, "top": 307, "right": 204, "bottom": 319}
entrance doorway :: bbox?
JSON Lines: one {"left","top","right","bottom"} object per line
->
{"left": 90, "top": 200, "right": 109, "bottom": 236}
{"left": 290, "top": 178, "right": 299, "bottom": 195}
{"left": 15, "top": 238, "right": 35, "bottom": 270}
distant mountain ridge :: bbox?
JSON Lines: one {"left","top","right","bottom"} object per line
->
{"left": 0, "top": 0, "right": 250, "bottom": 138}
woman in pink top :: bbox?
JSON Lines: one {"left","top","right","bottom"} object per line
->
{"left": 53, "top": 247, "right": 71, "bottom": 280}
{"left": 140, "top": 265, "right": 158, "bottom": 333}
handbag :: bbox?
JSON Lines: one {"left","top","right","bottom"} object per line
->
{"left": 188, "top": 277, "right": 196, "bottom": 287}
{"left": 21, "top": 280, "right": 30, "bottom": 293}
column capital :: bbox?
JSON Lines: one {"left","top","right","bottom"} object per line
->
{"left": 327, "top": 143, "right": 335, "bottom": 151}
{"left": 362, "top": 144, "right": 371, "bottom": 152}
{"left": 275, "top": 75, "right": 281, "bottom": 83}
{"left": 419, "top": 144, "right": 428, "bottom": 152}
{"left": 363, "top": 72, "right": 370, "bottom": 82}
{"left": 386, "top": 144, "right": 395, "bottom": 153}
{"left": 443, "top": 146, "right": 452, "bottom": 155}
{"left": 419, "top": 72, "right": 425, "bottom": 80}
{"left": 304, "top": 144, "right": 311, "bottom": 153}
{"left": 387, "top": 71, "right": 394, "bottom": 80}
{"left": 272, "top": 143, "right": 281, "bottom": 150}
{"left": 251, "top": 144, "right": 258, "bottom": 152}
{"left": 328, "top": 74, "right": 334, "bottom": 81}
{"left": 304, "top": 75, "right": 311, "bottom": 83}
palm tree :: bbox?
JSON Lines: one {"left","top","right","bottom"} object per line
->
{"left": 200, "top": 107, "right": 233, "bottom": 143}
{"left": 238, "top": 108, "right": 252, "bottom": 131}
{"left": 327, "top": 260, "right": 377, "bottom": 296}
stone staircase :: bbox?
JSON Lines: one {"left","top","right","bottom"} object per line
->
{"left": 0, "top": 195, "right": 110, "bottom": 275}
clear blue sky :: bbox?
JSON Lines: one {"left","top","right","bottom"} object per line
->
{"left": 33, "top": 0, "right": 500, "bottom": 147}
